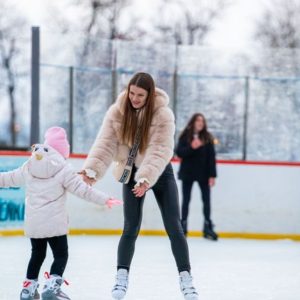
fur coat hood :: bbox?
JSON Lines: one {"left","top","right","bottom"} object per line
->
{"left": 83, "top": 88, "right": 175, "bottom": 187}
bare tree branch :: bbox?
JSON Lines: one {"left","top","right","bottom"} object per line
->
{"left": 0, "top": 1, "right": 28, "bottom": 146}
{"left": 255, "top": 0, "right": 300, "bottom": 48}
{"left": 155, "top": 0, "right": 232, "bottom": 45}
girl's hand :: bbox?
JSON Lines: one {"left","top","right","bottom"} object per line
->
{"left": 78, "top": 170, "right": 96, "bottom": 186}
{"left": 209, "top": 177, "right": 216, "bottom": 187}
{"left": 132, "top": 182, "right": 149, "bottom": 198}
{"left": 105, "top": 198, "right": 123, "bottom": 209}
{"left": 191, "top": 138, "right": 202, "bottom": 149}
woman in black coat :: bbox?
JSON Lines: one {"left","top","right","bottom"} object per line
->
{"left": 176, "top": 113, "right": 218, "bottom": 240}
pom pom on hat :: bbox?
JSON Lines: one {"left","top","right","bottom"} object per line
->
{"left": 44, "top": 127, "right": 70, "bottom": 158}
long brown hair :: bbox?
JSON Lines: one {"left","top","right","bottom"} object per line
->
{"left": 180, "top": 113, "right": 214, "bottom": 144}
{"left": 120, "top": 72, "right": 155, "bottom": 153}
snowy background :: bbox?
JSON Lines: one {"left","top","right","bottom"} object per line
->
{"left": 1, "top": 0, "right": 300, "bottom": 160}
{"left": 1, "top": 2, "right": 300, "bottom": 299}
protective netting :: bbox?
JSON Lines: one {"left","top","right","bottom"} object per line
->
{"left": 0, "top": 35, "right": 31, "bottom": 148}
{"left": 1, "top": 34, "right": 300, "bottom": 160}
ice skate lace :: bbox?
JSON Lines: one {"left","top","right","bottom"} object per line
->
{"left": 180, "top": 275, "right": 198, "bottom": 296}
{"left": 44, "top": 272, "right": 69, "bottom": 292}
{"left": 22, "top": 280, "right": 38, "bottom": 296}
{"left": 114, "top": 273, "right": 128, "bottom": 290}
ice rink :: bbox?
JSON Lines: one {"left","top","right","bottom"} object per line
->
{"left": 0, "top": 235, "right": 299, "bottom": 300}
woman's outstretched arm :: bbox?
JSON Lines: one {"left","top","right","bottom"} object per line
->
{"left": 135, "top": 107, "right": 175, "bottom": 187}
{"left": 82, "top": 106, "right": 119, "bottom": 180}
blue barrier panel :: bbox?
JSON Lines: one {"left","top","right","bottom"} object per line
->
{"left": 0, "top": 157, "right": 27, "bottom": 228}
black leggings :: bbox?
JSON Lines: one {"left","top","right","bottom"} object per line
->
{"left": 117, "top": 163, "right": 191, "bottom": 273}
{"left": 181, "top": 180, "right": 211, "bottom": 224}
{"left": 26, "top": 235, "right": 68, "bottom": 279}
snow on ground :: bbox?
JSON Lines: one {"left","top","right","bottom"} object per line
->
{"left": 0, "top": 236, "right": 299, "bottom": 300}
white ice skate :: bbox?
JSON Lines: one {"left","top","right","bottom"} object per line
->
{"left": 20, "top": 279, "right": 40, "bottom": 300}
{"left": 41, "top": 272, "right": 70, "bottom": 300}
{"left": 179, "top": 271, "right": 199, "bottom": 300}
{"left": 111, "top": 268, "right": 129, "bottom": 299}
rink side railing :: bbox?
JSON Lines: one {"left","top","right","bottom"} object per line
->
{"left": 2, "top": 150, "right": 300, "bottom": 167}
{"left": 1, "top": 151, "right": 300, "bottom": 241}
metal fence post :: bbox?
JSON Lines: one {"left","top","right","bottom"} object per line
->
{"left": 69, "top": 66, "right": 74, "bottom": 153}
{"left": 242, "top": 76, "right": 250, "bottom": 160}
{"left": 30, "top": 26, "right": 40, "bottom": 145}
{"left": 111, "top": 39, "right": 117, "bottom": 104}
{"left": 173, "top": 44, "right": 179, "bottom": 135}
{"left": 112, "top": 69, "right": 117, "bottom": 104}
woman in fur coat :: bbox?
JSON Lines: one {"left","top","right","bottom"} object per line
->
{"left": 81, "top": 72, "right": 199, "bottom": 300}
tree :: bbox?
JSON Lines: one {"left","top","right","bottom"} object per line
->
{"left": 255, "top": 0, "right": 300, "bottom": 48}
{"left": 70, "top": 0, "right": 135, "bottom": 65}
{"left": 253, "top": 0, "right": 300, "bottom": 78}
{"left": 154, "top": 0, "right": 232, "bottom": 45}
{"left": 0, "top": 1, "right": 28, "bottom": 147}
{"left": 253, "top": 0, "right": 300, "bottom": 161}
{"left": 46, "top": 0, "right": 145, "bottom": 65}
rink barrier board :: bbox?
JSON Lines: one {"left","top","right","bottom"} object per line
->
{"left": 1, "top": 150, "right": 300, "bottom": 166}
{"left": 1, "top": 229, "right": 300, "bottom": 241}
{"left": 1, "top": 151, "right": 300, "bottom": 240}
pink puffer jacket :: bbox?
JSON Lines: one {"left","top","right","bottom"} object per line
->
{"left": 0, "top": 144, "right": 109, "bottom": 238}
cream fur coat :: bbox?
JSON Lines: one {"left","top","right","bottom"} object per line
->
{"left": 83, "top": 88, "right": 175, "bottom": 187}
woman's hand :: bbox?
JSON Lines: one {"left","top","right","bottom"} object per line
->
{"left": 132, "top": 182, "right": 149, "bottom": 198}
{"left": 78, "top": 170, "right": 97, "bottom": 186}
{"left": 209, "top": 177, "right": 216, "bottom": 187}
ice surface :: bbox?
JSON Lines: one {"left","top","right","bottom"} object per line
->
{"left": 0, "top": 236, "right": 299, "bottom": 300}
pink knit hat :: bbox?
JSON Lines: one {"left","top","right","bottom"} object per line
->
{"left": 44, "top": 127, "right": 70, "bottom": 159}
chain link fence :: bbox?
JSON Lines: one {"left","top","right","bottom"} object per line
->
{"left": 1, "top": 34, "right": 300, "bottom": 161}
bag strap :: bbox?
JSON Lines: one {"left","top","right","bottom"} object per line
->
{"left": 118, "top": 127, "right": 142, "bottom": 184}
{"left": 125, "top": 127, "right": 142, "bottom": 168}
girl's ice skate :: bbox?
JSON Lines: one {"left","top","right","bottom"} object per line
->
{"left": 179, "top": 271, "right": 199, "bottom": 299}
{"left": 111, "top": 268, "right": 129, "bottom": 299}
{"left": 20, "top": 279, "right": 40, "bottom": 300}
{"left": 41, "top": 273, "right": 70, "bottom": 300}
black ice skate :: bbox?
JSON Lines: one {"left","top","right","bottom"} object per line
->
{"left": 181, "top": 219, "right": 188, "bottom": 236}
{"left": 203, "top": 221, "right": 218, "bottom": 241}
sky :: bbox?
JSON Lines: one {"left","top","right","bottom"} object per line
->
{"left": 205, "top": 0, "right": 265, "bottom": 49}
{"left": 16, "top": 0, "right": 266, "bottom": 50}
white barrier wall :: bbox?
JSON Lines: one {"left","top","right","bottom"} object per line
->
{"left": 1, "top": 154, "right": 300, "bottom": 234}
{"left": 67, "top": 158, "right": 300, "bottom": 234}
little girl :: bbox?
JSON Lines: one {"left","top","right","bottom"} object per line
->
{"left": 0, "top": 127, "right": 121, "bottom": 300}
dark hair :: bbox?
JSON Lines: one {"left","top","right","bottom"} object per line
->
{"left": 120, "top": 72, "right": 155, "bottom": 153}
{"left": 179, "top": 113, "right": 214, "bottom": 144}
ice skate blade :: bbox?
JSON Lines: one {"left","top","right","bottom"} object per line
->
{"left": 41, "top": 290, "right": 55, "bottom": 300}
{"left": 204, "top": 233, "right": 218, "bottom": 241}
{"left": 20, "top": 290, "right": 40, "bottom": 300}
{"left": 41, "top": 290, "right": 70, "bottom": 300}
{"left": 112, "top": 290, "right": 126, "bottom": 299}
